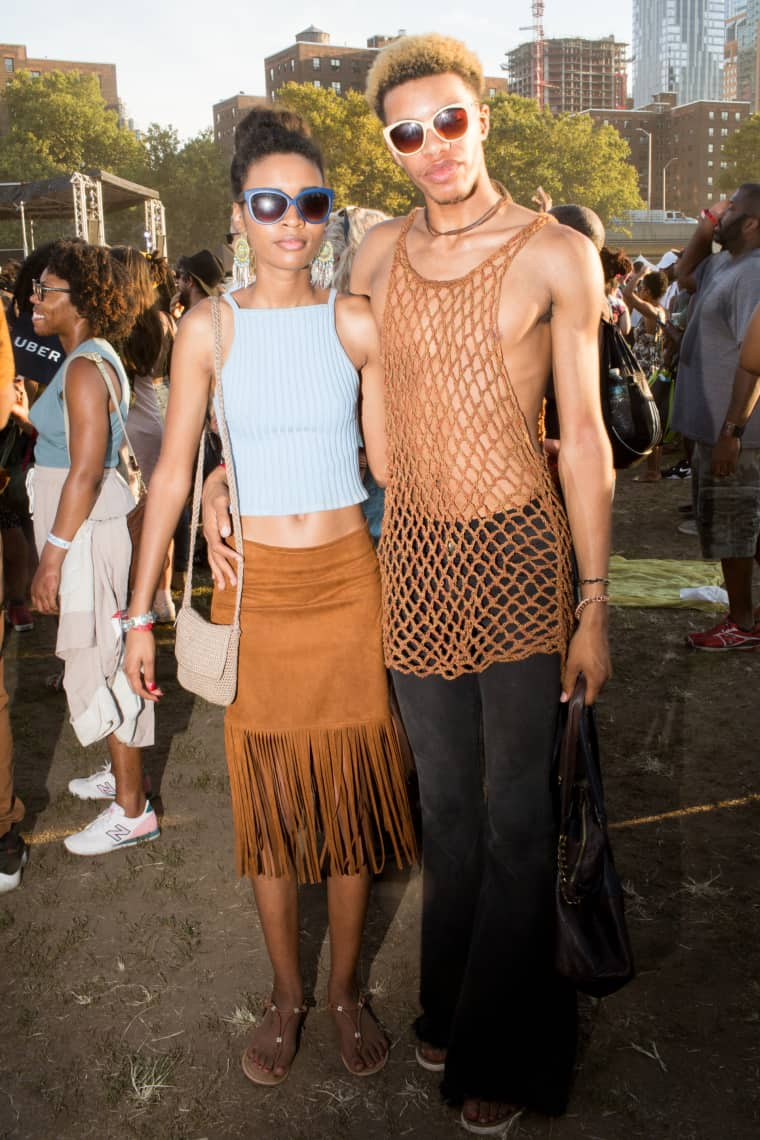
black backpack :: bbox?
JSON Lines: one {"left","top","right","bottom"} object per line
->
{"left": 599, "top": 318, "right": 661, "bottom": 469}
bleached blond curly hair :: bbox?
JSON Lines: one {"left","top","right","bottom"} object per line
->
{"left": 365, "top": 34, "right": 484, "bottom": 122}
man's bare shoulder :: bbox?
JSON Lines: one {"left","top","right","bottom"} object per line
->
{"left": 334, "top": 290, "right": 374, "bottom": 328}
{"left": 351, "top": 215, "right": 410, "bottom": 291}
{"left": 535, "top": 218, "right": 601, "bottom": 268}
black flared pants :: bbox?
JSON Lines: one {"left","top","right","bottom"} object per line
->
{"left": 392, "top": 654, "right": 577, "bottom": 1115}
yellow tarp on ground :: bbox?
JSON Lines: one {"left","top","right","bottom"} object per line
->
{"left": 609, "top": 555, "right": 724, "bottom": 610}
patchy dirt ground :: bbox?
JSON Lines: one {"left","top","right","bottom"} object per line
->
{"left": 2, "top": 469, "right": 759, "bottom": 1140}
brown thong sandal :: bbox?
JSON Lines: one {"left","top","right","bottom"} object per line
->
{"left": 329, "top": 995, "right": 389, "bottom": 1078}
{"left": 241, "top": 1000, "right": 307, "bottom": 1087}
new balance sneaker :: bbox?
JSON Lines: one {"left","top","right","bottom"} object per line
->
{"left": 68, "top": 764, "right": 151, "bottom": 800}
{"left": 7, "top": 603, "right": 34, "bottom": 632}
{"left": 68, "top": 764, "right": 116, "bottom": 800}
{"left": 64, "top": 801, "right": 160, "bottom": 856}
{"left": 0, "top": 828, "right": 29, "bottom": 893}
{"left": 686, "top": 616, "right": 760, "bottom": 651}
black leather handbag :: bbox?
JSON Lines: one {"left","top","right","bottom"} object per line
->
{"left": 599, "top": 318, "right": 661, "bottom": 469}
{"left": 554, "top": 676, "right": 634, "bottom": 997}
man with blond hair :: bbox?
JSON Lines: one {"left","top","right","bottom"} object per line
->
{"left": 204, "top": 33, "right": 613, "bottom": 1133}
{"left": 357, "top": 35, "right": 612, "bottom": 1133}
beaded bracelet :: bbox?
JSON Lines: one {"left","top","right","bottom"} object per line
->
{"left": 120, "top": 611, "right": 157, "bottom": 634}
{"left": 46, "top": 532, "right": 72, "bottom": 551}
{"left": 580, "top": 576, "right": 609, "bottom": 585}
{"left": 574, "top": 594, "right": 610, "bottom": 621}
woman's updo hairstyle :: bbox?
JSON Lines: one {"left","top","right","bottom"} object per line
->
{"left": 230, "top": 107, "right": 326, "bottom": 200}
{"left": 600, "top": 246, "right": 633, "bottom": 283}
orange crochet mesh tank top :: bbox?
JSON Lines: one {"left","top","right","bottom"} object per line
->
{"left": 379, "top": 210, "right": 574, "bottom": 678}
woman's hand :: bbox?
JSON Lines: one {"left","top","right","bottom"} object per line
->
{"left": 30, "top": 548, "right": 64, "bottom": 614}
{"left": 124, "top": 629, "right": 163, "bottom": 702}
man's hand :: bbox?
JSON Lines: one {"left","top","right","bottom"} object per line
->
{"left": 201, "top": 466, "right": 240, "bottom": 589}
{"left": 532, "top": 185, "right": 552, "bottom": 213}
{"left": 711, "top": 435, "right": 741, "bottom": 477}
{"left": 561, "top": 612, "right": 611, "bottom": 705}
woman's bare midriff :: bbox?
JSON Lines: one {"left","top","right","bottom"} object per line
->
{"left": 241, "top": 503, "right": 366, "bottom": 549}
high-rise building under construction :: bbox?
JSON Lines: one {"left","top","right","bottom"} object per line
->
{"left": 632, "top": 0, "right": 725, "bottom": 106}
{"left": 504, "top": 36, "right": 628, "bottom": 113}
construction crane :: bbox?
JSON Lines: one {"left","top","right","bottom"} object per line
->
{"left": 502, "top": 1, "right": 549, "bottom": 109}
{"left": 528, "top": 1, "right": 546, "bottom": 109}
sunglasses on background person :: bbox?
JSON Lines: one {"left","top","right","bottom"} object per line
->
{"left": 240, "top": 187, "right": 334, "bottom": 226}
{"left": 31, "top": 279, "right": 71, "bottom": 299}
{"left": 383, "top": 101, "right": 481, "bottom": 156}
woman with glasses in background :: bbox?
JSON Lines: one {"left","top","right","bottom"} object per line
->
{"left": 124, "top": 107, "right": 416, "bottom": 1087}
{"left": 28, "top": 240, "right": 158, "bottom": 854}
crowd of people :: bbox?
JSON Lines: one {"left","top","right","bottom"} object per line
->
{"left": 0, "top": 30, "right": 759, "bottom": 1136}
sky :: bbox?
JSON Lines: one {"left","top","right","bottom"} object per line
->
{"left": 3, "top": 1, "right": 634, "bottom": 141}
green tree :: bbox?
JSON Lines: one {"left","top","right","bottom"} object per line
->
{"left": 275, "top": 83, "right": 417, "bottom": 216}
{"left": 718, "top": 113, "right": 760, "bottom": 190}
{"left": 486, "top": 95, "right": 642, "bottom": 224}
{"left": 0, "top": 70, "right": 145, "bottom": 180}
{"left": 134, "top": 126, "right": 231, "bottom": 256}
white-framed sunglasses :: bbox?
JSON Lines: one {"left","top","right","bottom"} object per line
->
{"left": 382, "top": 101, "right": 481, "bottom": 156}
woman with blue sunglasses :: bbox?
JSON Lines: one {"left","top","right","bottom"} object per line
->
{"left": 124, "top": 108, "right": 416, "bottom": 1085}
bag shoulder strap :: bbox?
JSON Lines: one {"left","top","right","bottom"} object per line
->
{"left": 62, "top": 350, "right": 144, "bottom": 489}
{"left": 182, "top": 296, "right": 244, "bottom": 627}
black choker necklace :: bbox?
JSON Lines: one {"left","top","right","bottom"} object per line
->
{"left": 424, "top": 194, "right": 507, "bottom": 238}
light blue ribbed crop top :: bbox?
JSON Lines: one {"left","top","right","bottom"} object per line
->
{"left": 218, "top": 289, "right": 368, "bottom": 516}
{"left": 29, "top": 338, "right": 130, "bottom": 470}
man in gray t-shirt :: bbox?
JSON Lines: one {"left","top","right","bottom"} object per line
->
{"left": 671, "top": 184, "right": 760, "bottom": 651}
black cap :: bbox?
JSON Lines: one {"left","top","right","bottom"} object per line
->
{"left": 177, "top": 249, "right": 224, "bottom": 295}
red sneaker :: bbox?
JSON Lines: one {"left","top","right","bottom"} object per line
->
{"left": 686, "top": 616, "right": 760, "bottom": 651}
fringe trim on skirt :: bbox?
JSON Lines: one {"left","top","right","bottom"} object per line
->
{"left": 226, "top": 717, "right": 416, "bottom": 883}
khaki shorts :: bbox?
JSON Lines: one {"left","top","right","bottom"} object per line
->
{"left": 692, "top": 442, "right": 760, "bottom": 560}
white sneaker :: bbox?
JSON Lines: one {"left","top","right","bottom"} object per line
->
{"left": 68, "top": 764, "right": 116, "bottom": 800}
{"left": 64, "top": 801, "right": 160, "bottom": 856}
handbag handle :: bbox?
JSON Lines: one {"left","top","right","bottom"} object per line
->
{"left": 63, "top": 350, "right": 147, "bottom": 499}
{"left": 182, "top": 296, "right": 244, "bottom": 625}
{"left": 557, "top": 674, "right": 608, "bottom": 830}
{"left": 557, "top": 674, "right": 587, "bottom": 823}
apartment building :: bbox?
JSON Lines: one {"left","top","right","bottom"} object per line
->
{"left": 585, "top": 92, "right": 750, "bottom": 218}
{"left": 0, "top": 43, "right": 118, "bottom": 132}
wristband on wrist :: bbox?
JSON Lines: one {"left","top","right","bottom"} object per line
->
{"left": 579, "top": 576, "right": 609, "bottom": 585}
{"left": 120, "top": 611, "right": 157, "bottom": 633}
{"left": 721, "top": 420, "right": 745, "bottom": 439}
{"left": 46, "top": 532, "right": 72, "bottom": 551}
{"left": 574, "top": 594, "right": 610, "bottom": 622}
{"left": 700, "top": 207, "right": 718, "bottom": 228}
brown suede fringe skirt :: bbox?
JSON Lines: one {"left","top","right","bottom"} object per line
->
{"left": 211, "top": 524, "right": 417, "bottom": 884}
